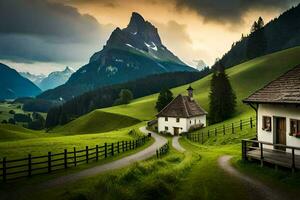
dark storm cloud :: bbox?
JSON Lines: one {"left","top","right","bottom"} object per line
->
{"left": 0, "top": 0, "right": 111, "bottom": 63}
{"left": 174, "top": 0, "right": 300, "bottom": 23}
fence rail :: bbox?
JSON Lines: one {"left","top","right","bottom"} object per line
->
{"left": 185, "top": 117, "right": 256, "bottom": 144}
{"left": 156, "top": 142, "right": 169, "bottom": 158}
{"left": 0, "top": 134, "right": 151, "bottom": 182}
{"left": 242, "top": 139, "right": 300, "bottom": 172}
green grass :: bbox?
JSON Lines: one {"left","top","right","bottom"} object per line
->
{"left": 102, "top": 47, "right": 300, "bottom": 121}
{"left": 0, "top": 102, "right": 47, "bottom": 124}
{"left": 0, "top": 123, "right": 145, "bottom": 159}
{"left": 0, "top": 102, "right": 23, "bottom": 122}
{"left": 0, "top": 124, "right": 41, "bottom": 141}
{"left": 51, "top": 110, "right": 141, "bottom": 135}
{"left": 17, "top": 143, "right": 193, "bottom": 200}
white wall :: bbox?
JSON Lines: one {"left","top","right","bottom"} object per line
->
{"left": 158, "top": 115, "right": 206, "bottom": 135}
{"left": 257, "top": 104, "right": 300, "bottom": 154}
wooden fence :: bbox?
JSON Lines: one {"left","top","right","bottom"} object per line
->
{"left": 242, "top": 139, "right": 300, "bottom": 172}
{"left": 186, "top": 117, "right": 256, "bottom": 144}
{"left": 0, "top": 134, "right": 151, "bottom": 182}
{"left": 156, "top": 142, "right": 169, "bottom": 158}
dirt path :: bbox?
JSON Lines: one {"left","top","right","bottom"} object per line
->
{"left": 218, "top": 155, "right": 287, "bottom": 200}
{"left": 172, "top": 136, "right": 185, "bottom": 152}
{"left": 41, "top": 127, "right": 167, "bottom": 188}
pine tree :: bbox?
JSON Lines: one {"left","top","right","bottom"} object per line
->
{"left": 247, "top": 17, "right": 267, "bottom": 59}
{"left": 155, "top": 88, "right": 174, "bottom": 112}
{"left": 114, "top": 89, "right": 133, "bottom": 105}
{"left": 209, "top": 62, "right": 236, "bottom": 124}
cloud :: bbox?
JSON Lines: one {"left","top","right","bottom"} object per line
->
{"left": 156, "top": 21, "right": 210, "bottom": 66}
{"left": 173, "top": 0, "right": 300, "bottom": 24}
{"left": 0, "top": 0, "right": 113, "bottom": 63}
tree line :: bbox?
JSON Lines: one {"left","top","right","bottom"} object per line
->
{"left": 214, "top": 4, "right": 300, "bottom": 69}
{"left": 45, "top": 69, "right": 210, "bottom": 128}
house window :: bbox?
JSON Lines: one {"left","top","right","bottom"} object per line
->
{"left": 262, "top": 116, "right": 272, "bottom": 132}
{"left": 176, "top": 118, "right": 180, "bottom": 123}
{"left": 190, "top": 120, "right": 192, "bottom": 124}
{"left": 165, "top": 117, "right": 168, "bottom": 121}
{"left": 290, "top": 119, "right": 300, "bottom": 136}
{"left": 165, "top": 126, "right": 168, "bottom": 131}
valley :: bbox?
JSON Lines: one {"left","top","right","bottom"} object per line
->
{"left": 1, "top": 3, "right": 300, "bottom": 200}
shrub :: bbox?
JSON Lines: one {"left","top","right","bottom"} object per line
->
{"left": 13, "top": 113, "right": 32, "bottom": 123}
{"left": 8, "top": 118, "right": 16, "bottom": 124}
{"left": 9, "top": 110, "right": 15, "bottom": 114}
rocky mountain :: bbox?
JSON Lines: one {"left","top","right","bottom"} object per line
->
{"left": 0, "top": 63, "right": 41, "bottom": 100}
{"left": 38, "top": 12, "right": 196, "bottom": 100}
{"left": 20, "top": 72, "right": 46, "bottom": 87}
{"left": 39, "top": 67, "right": 74, "bottom": 91}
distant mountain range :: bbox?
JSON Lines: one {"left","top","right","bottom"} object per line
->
{"left": 38, "top": 12, "right": 197, "bottom": 100}
{"left": 19, "top": 72, "right": 46, "bottom": 87}
{"left": 0, "top": 63, "right": 41, "bottom": 100}
{"left": 217, "top": 4, "right": 300, "bottom": 69}
{"left": 38, "top": 67, "right": 74, "bottom": 91}
{"left": 21, "top": 67, "right": 74, "bottom": 91}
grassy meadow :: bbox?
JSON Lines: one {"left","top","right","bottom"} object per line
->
{"left": 1, "top": 47, "right": 300, "bottom": 199}
{"left": 0, "top": 110, "right": 144, "bottom": 159}
{"left": 102, "top": 46, "right": 300, "bottom": 121}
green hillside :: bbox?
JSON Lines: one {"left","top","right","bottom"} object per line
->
{"left": 103, "top": 46, "right": 300, "bottom": 121}
{"left": 0, "top": 124, "right": 41, "bottom": 142}
{"left": 52, "top": 110, "right": 141, "bottom": 135}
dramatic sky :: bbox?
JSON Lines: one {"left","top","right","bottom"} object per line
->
{"left": 0, "top": 0, "right": 299, "bottom": 75}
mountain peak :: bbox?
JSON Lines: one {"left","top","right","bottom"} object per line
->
{"left": 128, "top": 12, "right": 145, "bottom": 27}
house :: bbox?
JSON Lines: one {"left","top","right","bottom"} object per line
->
{"left": 243, "top": 65, "right": 300, "bottom": 154}
{"left": 156, "top": 86, "right": 207, "bottom": 135}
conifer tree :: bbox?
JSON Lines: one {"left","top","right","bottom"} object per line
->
{"left": 209, "top": 61, "right": 236, "bottom": 124}
{"left": 247, "top": 17, "right": 267, "bottom": 59}
{"left": 155, "top": 88, "right": 174, "bottom": 112}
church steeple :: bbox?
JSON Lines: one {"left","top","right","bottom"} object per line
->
{"left": 187, "top": 85, "right": 194, "bottom": 98}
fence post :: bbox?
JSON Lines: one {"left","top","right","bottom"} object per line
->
{"left": 28, "top": 154, "right": 32, "bottom": 177}
{"left": 232, "top": 123, "right": 234, "bottom": 134}
{"left": 215, "top": 128, "right": 217, "bottom": 136}
{"left": 111, "top": 143, "right": 114, "bottom": 156}
{"left": 197, "top": 134, "right": 200, "bottom": 142}
{"left": 64, "top": 149, "right": 68, "bottom": 169}
{"left": 2, "top": 157, "right": 6, "bottom": 182}
{"left": 223, "top": 125, "right": 225, "bottom": 135}
{"left": 242, "top": 141, "right": 246, "bottom": 160}
{"left": 117, "top": 142, "right": 120, "bottom": 154}
{"left": 86, "top": 146, "right": 89, "bottom": 163}
{"left": 250, "top": 117, "right": 253, "bottom": 128}
{"left": 122, "top": 141, "right": 125, "bottom": 152}
{"left": 105, "top": 143, "right": 107, "bottom": 158}
{"left": 129, "top": 141, "right": 132, "bottom": 150}
{"left": 201, "top": 132, "right": 204, "bottom": 144}
{"left": 48, "top": 152, "right": 51, "bottom": 173}
{"left": 292, "top": 148, "right": 295, "bottom": 173}
{"left": 96, "top": 145, "right": 99, "bottom": 161}
{"left": 260, "top": 143, "right": 264, "bottom": 167}
{"left": 240, "top": 120, "right": 242, "bottom": 130}
{"left": 74, "top": 147, "right": 77, "bottom": 166}
{"left": 156, "top": 149, "right": 159, "bottom": 158}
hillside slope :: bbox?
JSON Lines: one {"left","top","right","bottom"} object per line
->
{"left": 217, "top": 4, "right": 300, "bottom": 69}
{"left": 0, "top": 63, "right": 41, "bottom": 99}
{"left": 52, "top": 110, "right": 141, "bottom": 135}
{"left": 102, "top": 46, "right": 300, "bottom": 120}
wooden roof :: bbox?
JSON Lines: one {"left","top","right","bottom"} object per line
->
{"left": 157, "top": 94, "right": 207, "bottom": 118}
{"left": 243, "top": 65, "right": 300, "bottom": 105}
